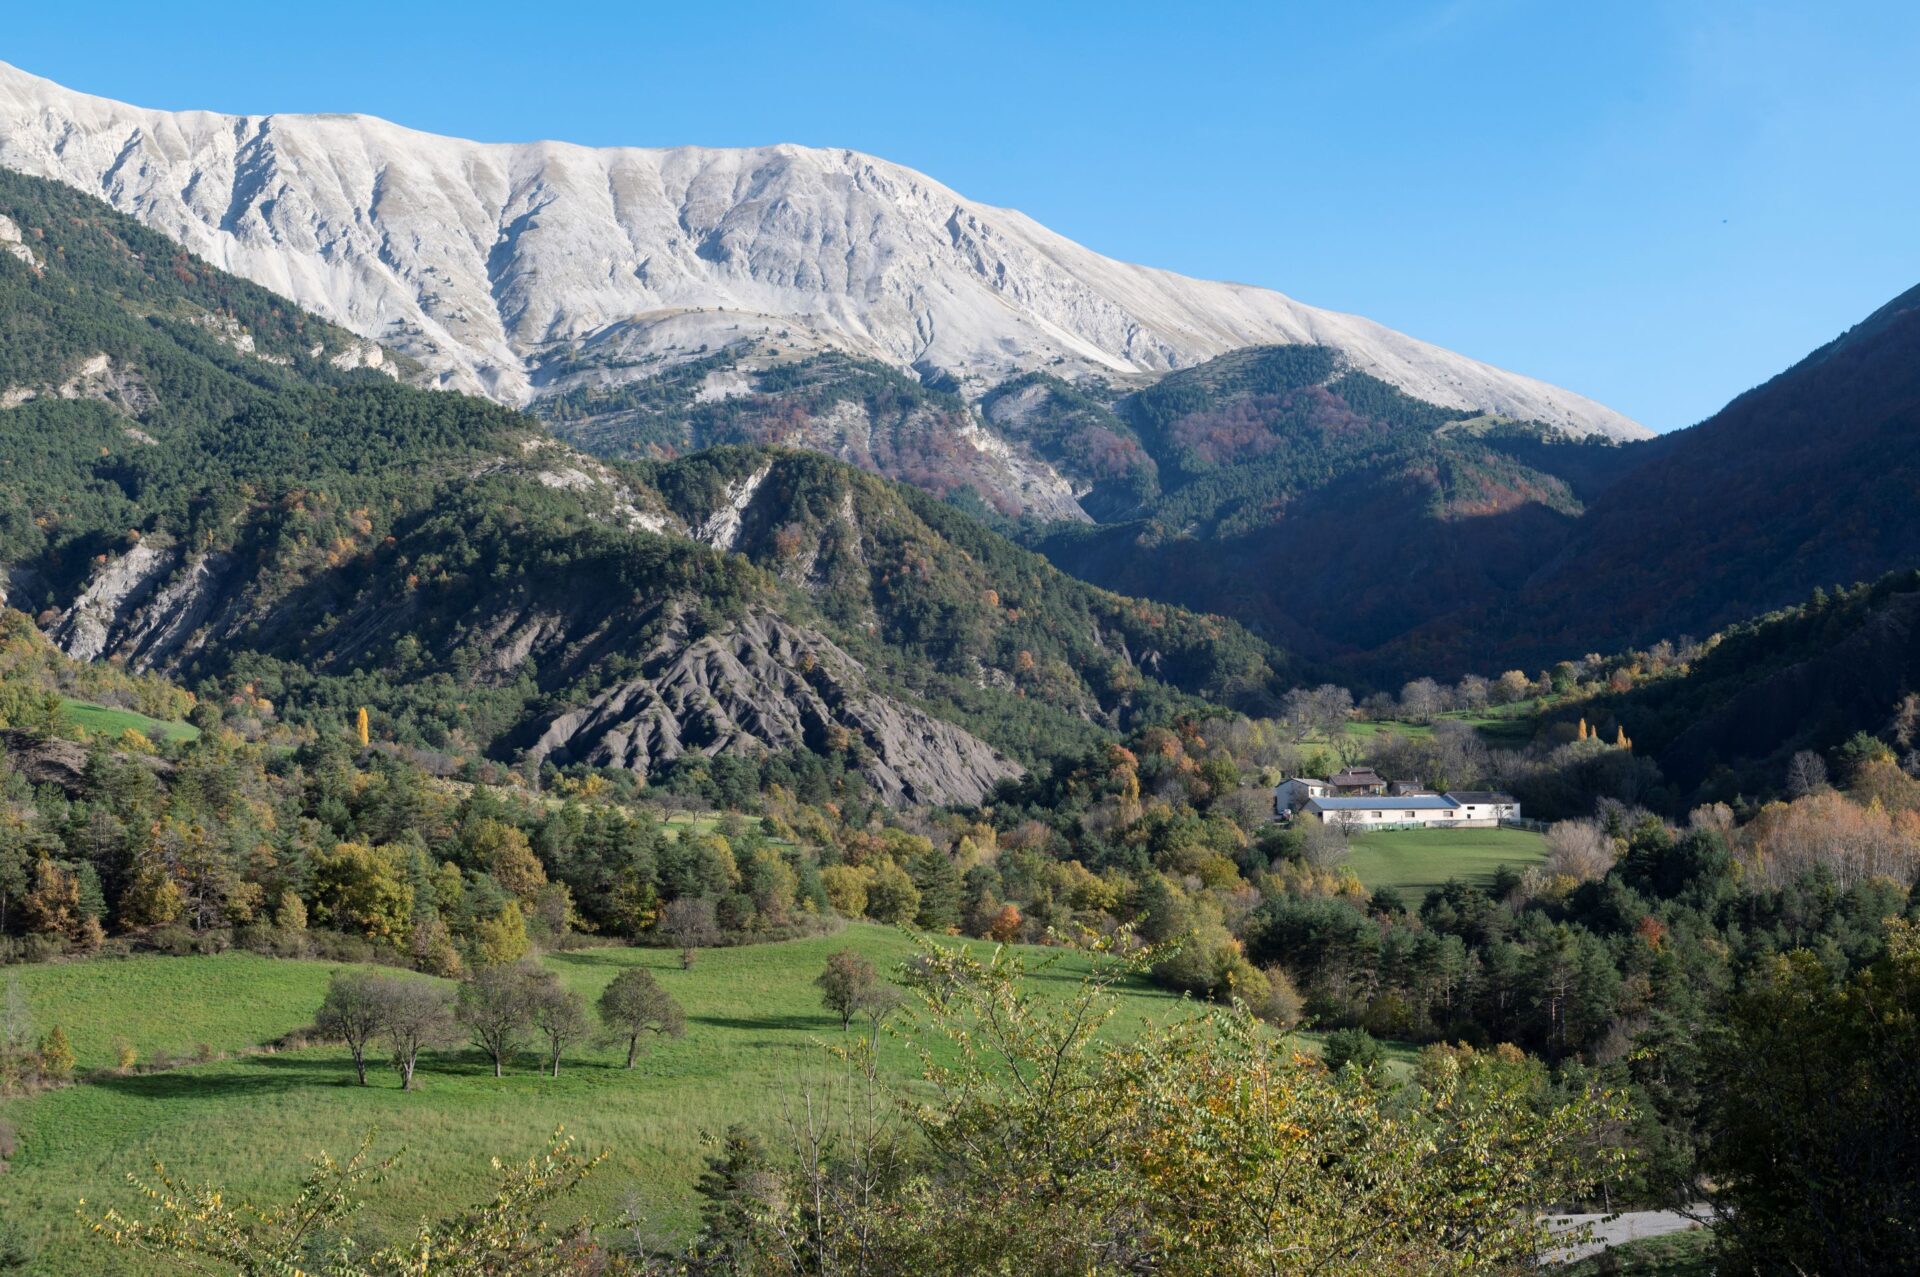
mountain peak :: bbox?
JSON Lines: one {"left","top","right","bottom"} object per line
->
{"left": 0, "top": 62, "right": 1647, "bottom": 441}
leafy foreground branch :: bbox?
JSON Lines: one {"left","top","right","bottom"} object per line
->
{"left": 90, "top": 940, "right": 1627, "bottom": 1277}
{"left": 87, "top": 1133, "right": 608, "bottom": 1277}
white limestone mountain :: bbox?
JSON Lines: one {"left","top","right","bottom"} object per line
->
{"left": 0, "top": 61, "right": 1647, "bottom": 453}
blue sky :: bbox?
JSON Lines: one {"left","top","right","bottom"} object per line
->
{"left": 7, "top": 1, "right": 1917, "bottom": 431}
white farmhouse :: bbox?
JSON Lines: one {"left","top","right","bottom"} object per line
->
{"left": 1273, "top": 777, "right": 1331, "bottom": 814}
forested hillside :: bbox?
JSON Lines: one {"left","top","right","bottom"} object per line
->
{"left": 1582, "top": 570, "right": 1920, "bottom": 799}
{"left": 1013, "top": 284, "right": 1920, "bottom": 690}
{"left": 0, "top": 166, "right": 1295, "bottom": 802}
{"left": 1391, "top": 281, "right": 1920, "bottom": 674}
{"left": 1026, "top": 345, "right": 1641, "bottom": 659}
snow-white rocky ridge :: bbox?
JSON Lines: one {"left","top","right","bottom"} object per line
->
{"left": 0, "top": 62, "right": 1647, "bottom": 441}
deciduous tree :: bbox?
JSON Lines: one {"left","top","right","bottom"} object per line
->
{"left": 315, "top": 970, "right": 385, "bottom": 1086}
{"left": 381, "top": 979, "right": 453, "bottom": 1092}
{"left": 456, "top": 962, "right": 538, "bottom": 1078}
{"left": 816, "top": 949, "right": 881, "bottom": 1031}
{"left": 596, "top": 968, "right": 685, "bottom": 1068}
{"left": 528, "top": 979, "right": 588, "bottom": 1078}
{"left": 661, "top": 896, "right": 719, "bottom": 969}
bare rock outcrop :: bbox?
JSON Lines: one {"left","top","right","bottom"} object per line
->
{"left": 528, "top": 609, "right": 1020, "bottom": 806}
{"left": 51, "top": 542, "right": 245, "bottom": 670}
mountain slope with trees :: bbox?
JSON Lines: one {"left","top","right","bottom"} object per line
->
{"left": 1576, "top": 569, "right": 1920, "bottom": 800}
{"left": 1027, "top": 345, "right": 1643, "bottom": 659}
{"left": 1393, "top": 281, "right": 1920, "bottom": 675}
{"left": 1026, "top": 284, "right": 1920, "bottom": 691}
{"left": 0, "top": 165, "right": 1295, "bottom": 803}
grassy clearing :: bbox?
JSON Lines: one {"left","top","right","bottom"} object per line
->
{"left": 1345, "top": 826, "right": 1549, "bottom": 901}
{"left": 3, "top": 953, "right": 379, "bottom": 1070}
{"left": 0, "top": 927, "right": 1197, "bottom": 1275}
{"left": 1328, "top": 705, "right": 1539, "bottom": 750}
{"left": 57, "top": 698, "right": 199, "bottom": 742}
{"left": 1555, "top": 1227, "right": 1715, "bottom": 1275}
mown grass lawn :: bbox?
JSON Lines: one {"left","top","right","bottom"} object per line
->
{"left": 1345, "top": 826, "right": 1549, "bottom": 901}
{"left": 0, "top": 926, "right": 1199, "bottom": 1275}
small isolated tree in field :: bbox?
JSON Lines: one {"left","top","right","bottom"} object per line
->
{"left": 662, "top": 896, "right": 719, "bottom": 970}
{"left": 380, "top": 979, "right": 453, "bottom": 1092}
{"left": 457, "top": 962, "right": 539, "bottom": 1078}
{"left": 597, "top": 968, "right": 686, "bottom": 1068}
{"left": 817, "top": 949, "right": 879, "bottom": 1031}
{"left": 987, "top": 902, "right": 1024, "bottom": 943}
{"left": 816, "top": 949, "right": 902, "bottom": 1033}
{"left": 528, "top": 979, "right": 589, "bottom": 1078}
{"left": 316, "top": 970, "right": 387, "bottom": 1086}
{"left": 1322, "top": 1026, "right": 1385, "bottom": 1074}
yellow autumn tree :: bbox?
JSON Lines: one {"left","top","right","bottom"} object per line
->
{"left": 475, "top": 899, "right": 532, "bottom": 965}
{"left": 469, "top": 818, "right": 548, "bottom": 903}
{"left": 355, "top": 706, "right": 369, "bottom": 748}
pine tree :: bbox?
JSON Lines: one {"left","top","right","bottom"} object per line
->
{"left": 910, "top": 847, "right": 963, "bottom": 933}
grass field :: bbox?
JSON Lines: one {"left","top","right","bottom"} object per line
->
{"left": 1345, "top": 826, "right": 1549, "bottom": 901}
{"left": 1556, "top": 1228, "right": 1714, "bottom": 1275}
{"left": 4, "top": 953, "right": 387, "bottom": 1070}
{"left": 57, "top": 698, "right": 199, "bottom": 743}
{"left": 0, "top": 927, "right": 1211, "bottom": 1274}
{"left": 1340, "top": 706, "right": 1538, "bottom": 750}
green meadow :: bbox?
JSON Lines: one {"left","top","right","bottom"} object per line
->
{"left": 56, "top": 698, "right": 199, "bottom": 743}
{"left": 1340, "top": 706, "right": 1539, "bottom": 749}
{"left": 1345, "top": 826, "right": 1549, "bottom": 901}
{"left": 0, "top": 927, "right": 1197, "bottom": 1275}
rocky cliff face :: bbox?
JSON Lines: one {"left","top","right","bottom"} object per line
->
{"left": 0, "top": 61, "right": 1644, "bottom": 446}
{"left": 526, "top": 609, "right": 1020, "bottom": 806}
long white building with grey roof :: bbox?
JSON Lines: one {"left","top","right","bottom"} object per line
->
{"left": 1303, "top": 792, "right": 1520, "bottom": 830}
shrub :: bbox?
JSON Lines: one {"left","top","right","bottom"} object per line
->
{"left": 38, "top": 1026, "right": 75, "bottom": 1081}
{"left": 305, "top": 930, "right": 384, "bottom": 965}
{"left": 15, "top": 934, "right": 65, "bottom": 964}
{"left": 145, "top": 925, "right": 195, "bottom": 957}
{"left": 236, "top": 924, "right": 312, "bottom": 959}
{"left": 1322, "top": 1027, "right": 1385, "bottom": 1073}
